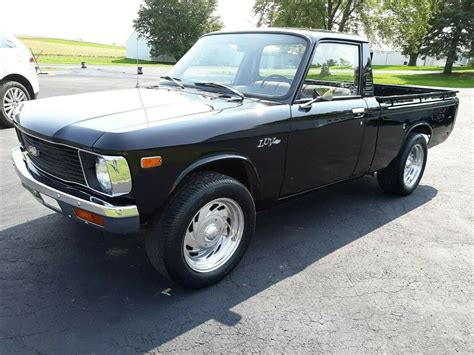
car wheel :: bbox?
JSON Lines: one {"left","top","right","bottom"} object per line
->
{"left": 377, "top": 133, "right": 428, "bottom": 195}
{"left": 0, "top": 80, "right": 31, "bottom": 128}
{"left": 145, "top": 171, "right": 256, "bottom": 289}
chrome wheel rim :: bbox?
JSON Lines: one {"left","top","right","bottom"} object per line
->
{"left": 404, "top": 144, "right": 424, "bottom": 189}
{"left": 183, "top": 198, "right": 244, "bottom": 273}
{"left": 2, "top": 87, "right": 27, "bottom": 122}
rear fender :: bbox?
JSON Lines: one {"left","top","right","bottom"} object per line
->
{"left": 407, "top": 122, "right": 432, "bottom": 142}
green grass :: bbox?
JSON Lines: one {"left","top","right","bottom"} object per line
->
{"left": 373, "top": 65, "right": 474, "bottom": 72}
{"left": 20, "top": 36, "right": 123, "bottom": 50}
{"left": 19, "top": 36, "right": 125, "bottom": 57}
{"left": 307, "top": 70, "right": 473, "bottom": 88}
{"left": 18, "top": 36, "right": 172, "bottom": 66}
{"left": 373, "top": 72, "right": 474, "bottom": 88}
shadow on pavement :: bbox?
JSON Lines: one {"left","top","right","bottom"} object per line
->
{"left": 0, "top": 176, "right": 437, "bottom": 353}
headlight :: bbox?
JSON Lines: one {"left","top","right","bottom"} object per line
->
{"left": 94, "top": 155, "right": 132, "bottom": 196}
{"left": 95, "top": 157, "right": 112, "bottom": 194}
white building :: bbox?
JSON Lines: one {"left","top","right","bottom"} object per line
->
{"left": 364, "top": 38, "right": 470, "bottom": 66}
{"left": 371, "top": 50, "right": 451, "bottom": 66}
{"left": 126, "top": 31, "right": 175, "bottom": 63}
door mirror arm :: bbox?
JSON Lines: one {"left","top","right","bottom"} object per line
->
{"left": 298, "top": 92, "right": 333, "bottom": 112}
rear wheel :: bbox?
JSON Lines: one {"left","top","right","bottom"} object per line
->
{"left": 377, "top": 133, "right": 428, "bottom": 195}
{"left": 0, "top": 81, "right": 31, "bottom": 128}
{"left": 145, "top": 171, "right": 256, "bottom": 289}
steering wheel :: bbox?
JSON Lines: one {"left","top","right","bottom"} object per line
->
{"left": 260, "top": 74, "right": 292, "bottom": 87}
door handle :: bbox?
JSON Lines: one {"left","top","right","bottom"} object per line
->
{"left": 352, "top": 107, "right": 366, "bottom": 118}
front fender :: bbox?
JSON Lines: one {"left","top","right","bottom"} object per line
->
{"left": 172, "top": 152, "right": 260, "bottom": 195}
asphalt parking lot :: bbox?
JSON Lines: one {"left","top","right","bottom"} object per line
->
{"left": 0, "top": 69, "right": 472, "bottom": 353}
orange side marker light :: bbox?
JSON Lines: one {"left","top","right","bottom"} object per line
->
{"left": 141, "top": 156, "right": 162, "bottom": 169}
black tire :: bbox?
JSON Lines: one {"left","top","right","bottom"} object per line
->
{"left": 0, "top": 80, "right": 31, "bottom": 128}
{"left": 377, "top": 133, "right": 428, "bottom": 195}
{"left": 145, "top": 171, "right": 256, "bottom": 289}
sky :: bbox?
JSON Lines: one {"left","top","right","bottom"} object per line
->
{"left": 0, "top": 0, "right": 257, "bottom": 45}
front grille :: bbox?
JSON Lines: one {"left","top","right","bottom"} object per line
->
{"left": 20, "top": 131, "right": 86, "bottom": 185}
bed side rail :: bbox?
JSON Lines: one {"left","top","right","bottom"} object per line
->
{"left": 376, "top": 90, "right": 458, "bottom": 107}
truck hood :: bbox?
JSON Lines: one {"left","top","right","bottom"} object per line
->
{"left": 15, "top": 88, "right": 239, "bottom": 148}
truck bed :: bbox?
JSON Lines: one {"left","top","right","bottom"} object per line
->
{"left": 369, "top": 83, "right": 459, "bottom": 174}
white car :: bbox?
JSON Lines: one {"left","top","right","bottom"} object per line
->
{"left": 0, "top": 34, "right": 39, "bottom": 128}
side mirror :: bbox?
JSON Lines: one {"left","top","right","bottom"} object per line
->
{"left": 299, "top": 91, "right": 333, "bottom": 112}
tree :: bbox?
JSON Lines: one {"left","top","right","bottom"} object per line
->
{"left": 421, "top": 0, "right": 473, "bottom": 73}
{"left": 253, "top": 0, "right": 367, "bottom": 33}
{"left": 367, "top": 0, "right": 438, "bottom": 66}
{"left": 134, "top": 0, "right": 223, "bottom": 60}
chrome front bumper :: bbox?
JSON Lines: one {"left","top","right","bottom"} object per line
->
{"left": 12, "top": 147, "right": 140, "bottom": 234}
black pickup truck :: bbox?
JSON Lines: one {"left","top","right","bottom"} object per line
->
{"left": 12, "top": 29, "right": 458, "bottom": 288}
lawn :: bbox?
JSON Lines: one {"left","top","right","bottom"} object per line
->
{"left": 19, "top": 36, "right": 167, "bottom": 66}
{"left": 19, "top": 36, "right": 125, "bottom": 57}
{"left": 373, "top": 72, "right": 474, "bottom": 88}
{"left": 307, "top": 67, "right": 474, "bottom": 88}
{"left": 373, "top": 65, "right": 474, "bottom": 72}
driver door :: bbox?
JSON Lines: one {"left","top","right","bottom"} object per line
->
{"left": 282, "top": 41, "right": 368, "bottom": 195}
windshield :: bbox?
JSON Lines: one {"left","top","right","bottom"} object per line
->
{"left": 164, "top": 33, "right": 308, "bottom": 98}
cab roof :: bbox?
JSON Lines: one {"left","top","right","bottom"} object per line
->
{"left": 206, "top": 28, "right": 368, "bottom": 44}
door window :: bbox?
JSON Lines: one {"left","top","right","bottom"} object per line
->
{"left": 299, "top": 42, "right": 360, "bottom": 99}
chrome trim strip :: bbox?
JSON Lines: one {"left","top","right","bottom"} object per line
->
{"left": 12, "top": 147, "right": 139, "bottom": 219}
{"left": 15, "top": 124, "right": 91, "bottom": 153}
{"left": 77, "top": 148, "right": 89, "bottom": 186}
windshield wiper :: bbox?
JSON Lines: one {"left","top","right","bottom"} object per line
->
{"left": 194, "top": 82, "right": 244, "bottom": 101}
{"left": 160, "top": 76, "right": 184, "bottom": 89}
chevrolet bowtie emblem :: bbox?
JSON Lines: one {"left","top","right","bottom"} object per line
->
{"left": 27, "top": 145, "right": 40, "bottom": 157}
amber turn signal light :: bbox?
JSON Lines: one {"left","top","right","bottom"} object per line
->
{"left": 74, "top": 208, "right": 105, "bottom": 226}
{"left": 141, "top": 156, "right": 162, "bottom": 169}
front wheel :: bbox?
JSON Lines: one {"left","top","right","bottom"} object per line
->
{"left": 377, "top": 133, "right": 428, "bottom": 195}
{"left": 145, "top": 172, "right": 256, "bottom": 289}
